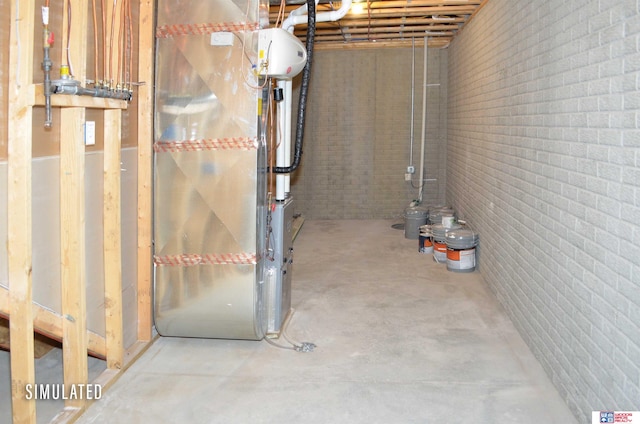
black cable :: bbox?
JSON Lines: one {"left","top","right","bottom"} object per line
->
{"left": 272, "top": 0, "right": 315, "bottom": 174}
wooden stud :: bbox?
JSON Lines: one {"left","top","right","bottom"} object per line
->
{"left": 59, "top": 106, "right": 88, "bottom": 409}
{"left": 104, "top": 108, "right": 124, "bottom": 370}
{"left": 137, "top": 0, "right": 155, "bottom": 342}
{"left": 8, "top": 0, "right": 37, "bottom": 422}
{"left": 59, "top": 0, "right": 90, "bottom": 410}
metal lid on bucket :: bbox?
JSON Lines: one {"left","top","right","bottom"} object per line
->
{"left": 431, "top": 223, "right": 462, "bottom": 240}
{"left": 428, "top": 206, "right": 455, "bottom": 224}
{"left": 404, "top": 206, "right": 429, "bottom": 217}
{"left": 445, "top": 228, "right": 479, "bottom": 249}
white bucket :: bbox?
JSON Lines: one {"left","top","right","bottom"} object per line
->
{"left": 445, "top": 229, "right": 479, "bottom": 273}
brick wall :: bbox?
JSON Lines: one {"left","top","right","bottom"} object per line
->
{"left": 290, "top": 47, "right": 448, "bottom": 219}
{"left": 447, "top": 0, "right": 640, "bottom": 420}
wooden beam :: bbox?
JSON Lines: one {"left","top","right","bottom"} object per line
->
{"left": 0, "top": 286, "right": 107, "bottom": 359}
{"left": 269, "top": 0, "right": 482, "bottom": 15}
{"left": 344, "top": 6, "right": 477, "bottom": 18}
{"left": 60, "top": 107, "right": 88, "bottom": 410}
{"left": 59, "top": 0, "right": 90, "bottom": 411}
{"left": 361, "top": 0, "right": 481, "bottom": 9}
{"left": 307, "top": 24, "right": 458, "bottom": 36}
{"left": 104, "top": 109, "right": 124, "bottom": 370}
{"left": 306, "top": 17, "right": 465, "bottom": 28}
{"left": 313, "top": 37, "right": 450, "bottom": 49}
{"left": 8, "top": 0, "right": 37, "bottom": 421}
{"left": 137, "top": 0, "right": 155, "bottom": 343}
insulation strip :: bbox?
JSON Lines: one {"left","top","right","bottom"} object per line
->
{"left": 154, "top": 253, "right": 258, "bottom": 266}
{"left": 154, "top": 137, "right": 258, "bottom": 152}
{"left": 156, "top": 21, "right": 259, "bottom": 38}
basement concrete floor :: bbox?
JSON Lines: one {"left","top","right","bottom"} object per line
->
{"left": 7, "top": 220, "right": 579, "bottom": 423}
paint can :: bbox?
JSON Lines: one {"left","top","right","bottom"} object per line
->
{"left": 445, "top": 229, "right": 479, "bottom": 273}
{"left": 404, "top": 206, "right": 429, "bottom": 239}
{"left": 418, "top": 225, "right": 433, "bottom": 254}
{"left": 428, "top": 206, "right": 455, "bottom": 225}
{"left": 431, "top": 223, "right": 461, "bottom": 263}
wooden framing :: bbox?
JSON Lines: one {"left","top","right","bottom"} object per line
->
{"left": 103, "top": 108, "right": 124, "bottom": 371}
{"left": 136, "top": 0, "right": 154, "bottom": 343}
{"left": 5, "top": 0, "right": 155, "bottom": 422}
{"left": 8, "top": 0, "right": 36, "bottom": 421}
{"left": 270, "top": 0, "right": 486, "bottom": 49}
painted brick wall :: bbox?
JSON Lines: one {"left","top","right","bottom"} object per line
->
{"left": 291, "top": 47, "right": 448, "bottom": 219}
{"left": 447, "top": 0, "right": 640, "bottom": 420}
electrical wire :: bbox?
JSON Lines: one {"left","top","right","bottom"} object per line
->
{"left": 127, "top": 0, "right": 133, "bottom": 91}
{"left": 101, "top": 0, "right": 107, "bottom": 85}
{"left": 14, "top": 0, "right": 21, "bottom": 90}
{"left": 66, "top": 0, "right": 75, "bottom": 77}
{"left": 108, "top": 0, "right": 117, "bottom": 86}
{"left": 274, "top": 0, "right": 287, "bottom": 28}
{"left": 263, "top": 309, "right": 316, "bottom": 352}
{"left": 92, "top": 0, "right": 99, "bottom": 84}
{"left": 117, "top": 0, "right": 124, "bottom": 86}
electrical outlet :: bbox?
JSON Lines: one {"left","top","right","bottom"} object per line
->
{"left": 85, "top": 121, "right": 96, "bottom": 146}
{"left": 405, "top": 173, "right": 412, "bottom": 181}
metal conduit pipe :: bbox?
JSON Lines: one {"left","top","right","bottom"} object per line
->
{"left": 43, "top": 45, "right": 53, "bottom": 128}
{"left": 52, "top": 83, "right": 133, "bottom": 101}
{"left": 272, "top": 0, "right": 315, "bottom": 174}
{"left": 417, "top": 36, "right": 428, "bottom": 204}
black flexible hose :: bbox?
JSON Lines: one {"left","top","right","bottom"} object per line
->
{"left": 273, "top": 0, "right": 315, "bottom": 174}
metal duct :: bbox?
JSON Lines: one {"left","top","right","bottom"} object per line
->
{"left": 153, "top": 0, "right": 269, "bottom": 340}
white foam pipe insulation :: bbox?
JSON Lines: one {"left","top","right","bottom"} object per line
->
{"left": 274, "top": 0, "right": 352, "bottom": 201}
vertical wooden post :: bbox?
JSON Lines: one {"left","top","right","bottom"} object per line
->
{"left": 59, "top": 107, "right": 88, "bottom": 409}
{"left": 137, "top": 0, "right": 155, "bottom": 342}
{"left": 104, "top": 109, "right": 124, "bottom": 370}
{"left": 59, "top": 0, "right": 90, "bottom": 410}
{"left": 8, "top": 0, "right": 37, "bottom": 421}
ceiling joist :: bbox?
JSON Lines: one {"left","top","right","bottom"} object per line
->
{"left": 269, "top": 0, "right": 487, "bottom": 49}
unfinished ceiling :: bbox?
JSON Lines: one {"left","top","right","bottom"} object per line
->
{"left": 269, "top": 0, "right": 487, "bottom": 49}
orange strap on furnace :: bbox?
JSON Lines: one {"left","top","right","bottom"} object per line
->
{"left": 156, "top": 22, "right": 259, "bottom": 38}
{"left": 154, "top": 253, "right": 258, "bottom": 266}
{"left": 154, "top": 137, "right": 258, "bottom": 152}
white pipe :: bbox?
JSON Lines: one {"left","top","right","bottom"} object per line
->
{"left": 284, "top": 80, "right": 293, "bottom": 195}
{"left": 418, "top": 36, "right": 428, "bottom": 204}
{"left": 275, "top": 77, "right": 294, "bottom": 200}
{"left": 276, "top": 79, "right": 287, "bottom": 201}
{"left": 282, "top": 0, "right": 352, "bottom": 31}
{"left": 275, "top": 0, "right": 352, "bottom": 200}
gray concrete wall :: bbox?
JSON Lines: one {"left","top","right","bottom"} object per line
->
{"left": 447, "top": 0, "right": 640, "bottom": 420}
{"left": 291, "top": 47, "right": 448, "bottom": 219}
